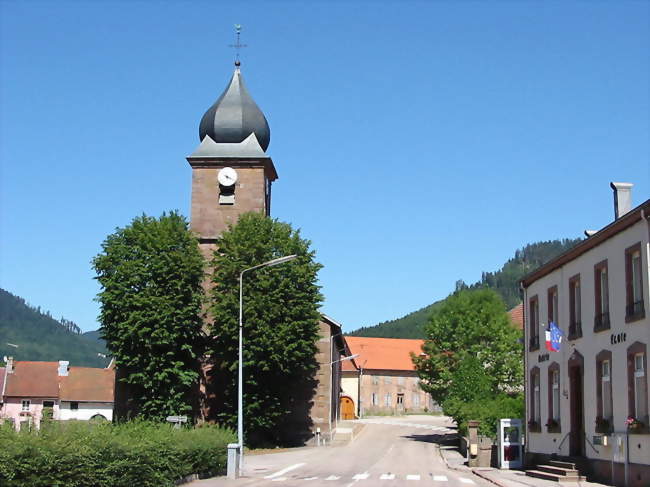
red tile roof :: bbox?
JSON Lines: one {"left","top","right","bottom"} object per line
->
{"left": 60, "top": 367, "right": 114, "bottom": 402}
{"left": 344, "top": 337, "right": 425, "bottom": 371}
{"left": 508, "top": 303, "right": 524, "bottom": 330}
{"left": 4, "top": 361, "right": 59, "bottom": 398}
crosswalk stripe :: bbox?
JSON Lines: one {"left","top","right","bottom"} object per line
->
{"left": 433, "top": 475, "right": 448, "bottom": 481}
{"left": 380, "top": 473, "right": 395, "bottom": 480}
{"left": 406, "top": 474, "right": 421, "bottom": 480}
{"left": 459, "top": 478, "right": 475, "bottom": 484}
{"left": 352, "top": 472, "right": 370, "bottom": 480}
{"left": 271, "top": 477, "right": 287, "bottom": 482}
{"left": 264, "top": 463, "right": 306, "bottom": 479}
{"left": 302, "top": 477, "right": 318, "bottom": 480}
{"left": 325, "top": 475, "right": 340, "bottom": 481}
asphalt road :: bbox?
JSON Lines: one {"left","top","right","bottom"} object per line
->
{"left": 191, "top": 415, "right": 493, "bottom": 487}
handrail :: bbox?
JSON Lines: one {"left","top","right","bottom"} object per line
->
{"left": 557, "top": 431, "right": 599, "bottom": 454}
{"left": 557, "top": 432, "right": 570, "bottom": 451}
{"left": 583, "top": 432, "right": 600, "bottom": 454}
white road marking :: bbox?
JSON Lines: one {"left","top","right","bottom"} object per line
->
{"left": 302, "top": 477, "right": 318, "bottom": 481}
{"left": 352, "top": 472, "right": 370, "bottom": 480}
{"left": 264, "top": 462, "right": 306, "bottom": 479}
{"left": 433, "top": 475, "right": 449, "bottom": 481}
{"left": 271, "top": 477, "right": 286, "bottom": 482}
{"left": 406, "top": 474, "right": 421, "bottom": 480}
{"left": 325, "top": 475, "right": 341, "bottom": 480}
{"left": 459, "top": 478, "right": 475, "bottom": 484}
{"left": 380, "top": 473, "right": 395, "bottom": 480}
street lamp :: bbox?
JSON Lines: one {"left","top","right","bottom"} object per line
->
{"left": 238, "top": 254, "right": 297, "bottom": 476}
{"left": 328, "top": 353, "right": 359, "bottom": 443}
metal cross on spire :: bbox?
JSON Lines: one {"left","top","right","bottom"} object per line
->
{"left": 229, "top": 24, "right": 247, "bottom": 67}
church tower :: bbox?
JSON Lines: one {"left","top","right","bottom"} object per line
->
{"left": 187, "top": 61, "right": 277, "bottom": 261}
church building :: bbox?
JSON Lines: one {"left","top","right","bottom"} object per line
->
{"left": 185, "top": 60, "right": 346, "bottom": 444}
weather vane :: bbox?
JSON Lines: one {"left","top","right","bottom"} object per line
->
{"left": 229, "top": 24, "right": 247, "bottom": 66}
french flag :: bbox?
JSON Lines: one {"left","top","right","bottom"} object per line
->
{"left": 545, "top": 321, "right": 563, "bottom": 352}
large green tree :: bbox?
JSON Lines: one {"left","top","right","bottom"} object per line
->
{"left": 413, "top": 288, "right": 523, "bottom": 405}
{"left": 207, "top": 212, "right": 322, "bottom": 446}
{"left": 93, "top": 212, "right": 205, "bottom": 420}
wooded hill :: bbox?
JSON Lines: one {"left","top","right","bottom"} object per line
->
{"left": 348, "top": 238, "right": 582, "bottom": 339}
{"left": 0, "top": 288, "right": 109, "bottom": 367}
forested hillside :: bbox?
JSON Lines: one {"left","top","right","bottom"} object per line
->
{"left": 0, "top": 288, "right": 109, "bottom": 367}
{"left": 348, "top": 238, "right": 582, "bottom": 338}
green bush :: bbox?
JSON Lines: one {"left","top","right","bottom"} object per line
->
{"left": 0, "top": 420, "right": 235, "bottom": 487}
{"left": 443, "top": 394, "right": 524, "bottom": 439}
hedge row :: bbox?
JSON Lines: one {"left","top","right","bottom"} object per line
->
{"left": 443, "top": 394, "right": 524, "bottom": 439}
{"left": 0, "top": 420, "right": 235, "bottom": 487}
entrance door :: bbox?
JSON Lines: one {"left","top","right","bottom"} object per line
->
{"left": 569, "top": 362, "right": 584, "bottom": 456}
{"left": 340, "top": 396, "right": 355, "bottom": 420}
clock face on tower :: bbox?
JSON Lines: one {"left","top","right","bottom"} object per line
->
{"left": 217, "top": 167, "right": 238, "bottom": 187}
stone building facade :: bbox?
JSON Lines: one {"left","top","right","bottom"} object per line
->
{"left": 342, "top": 337, "right": 435, "bottom": 417}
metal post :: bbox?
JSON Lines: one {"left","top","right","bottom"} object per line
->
{"left": 238, "top": 270, "right": 244, "bottom": 477}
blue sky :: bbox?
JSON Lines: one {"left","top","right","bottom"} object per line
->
{"left": 1, "top": 1, "right": 648, "bottom": 333}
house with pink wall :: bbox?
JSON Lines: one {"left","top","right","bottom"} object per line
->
{"left": 0, "top": 358, "right": 114, "bottom": 430}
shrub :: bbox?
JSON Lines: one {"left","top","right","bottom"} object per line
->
{"left": 0, "top": 420, "right": 235, "bottom": 487}
{"left": 443, "top": 394, "right": 524, "bottom": 439}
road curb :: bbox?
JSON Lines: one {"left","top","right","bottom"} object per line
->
{"left": 437, "top": 443, "right": 514, "bottom": 487}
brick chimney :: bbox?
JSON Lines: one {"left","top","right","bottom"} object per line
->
{"left": 610, "top": 182, "right": 633, "bottom": 220}
{"left": 58, "top": 360, "right": 69, "bottom": 377}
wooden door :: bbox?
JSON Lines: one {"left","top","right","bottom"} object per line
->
{"left": 340, "top": 396, "right": 355, "bottom": 420}
{"left": 569, "top": 364, "right": 585, "bottom": 456}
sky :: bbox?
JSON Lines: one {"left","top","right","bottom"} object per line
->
{"left": 1, "top": 0, "right": 648, "bottom": 333}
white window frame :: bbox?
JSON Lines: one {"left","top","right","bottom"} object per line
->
{"left": 634, "top": 353, "right": 647, "bottom": 419}
{"left": 384, "top": 376, "right": 392, "bottom": 384}
{"left": 384, "top": 393, "right": 392, "bottom": 407}
{"left": 552, "top": 370, "right": 560, "bottom": 421}
{"left": 371, "top": 392, "right": 378, "bottom": 406}
{"left": 600, "top": 267, "right": 609, "bottom": 314}
{"left": 573, "top": 280, "right": 581, "bottom": 324}
{"left": 21, "top": 400, "right": 30, "bottom": 412}
{"left": 372, "top": 375, "right": 379, "bottom": 385}
{"left": 602, "top": 359, "right": 612, "bottom": 419}
{"left": 631, "top": 250, "right": 642, "bottom": 303}
{"left": 533, "top": 373, "right": 540, "bottom": 423}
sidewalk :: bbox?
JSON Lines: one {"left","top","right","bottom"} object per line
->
{"left": 437, "top": 444, "right": 609, "bottom": 487}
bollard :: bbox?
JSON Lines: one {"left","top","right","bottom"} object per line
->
{"left": 227, "top": 443, "right": 240, "bottom": 479}
{"left": 467, "top": 420, "right": 480, "bottom": 467}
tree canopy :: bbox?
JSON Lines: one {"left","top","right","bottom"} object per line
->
{"left": 207, "top": 212, "right": 323, "bottom": 446}
{"left": 93, "top": 212, "right": 205, "bottom": 420}
{"left": 413, "top": 288, "right": 523, "bottom": 406}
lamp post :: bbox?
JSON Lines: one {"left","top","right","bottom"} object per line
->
{"left": 328, "top": 353, "right": 359, "bottom": 443}
{"left": 238, "top": 254, "right": 297, "bottom": 476}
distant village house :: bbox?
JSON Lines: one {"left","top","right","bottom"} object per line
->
{"left": 0, "top": 357, "right": 114, "bottom": 430}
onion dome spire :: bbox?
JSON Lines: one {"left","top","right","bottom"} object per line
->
{"left": 199, "top": 65, "right": 271, "bottom": 152}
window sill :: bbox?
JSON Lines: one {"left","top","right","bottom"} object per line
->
{"left": 593, "top": 323, "right": 611, "bottom": 333}
{"left": 595, "top": 424, "right": 612, "bottom": 434}
{"left": 546, "top": 424, "right": 561, "bottom": 433}
{"left": 528, "top": 423, "right": 541, "bottom": 433}
{"left": 625, "top": 312, "right": 646, "bottom": 323}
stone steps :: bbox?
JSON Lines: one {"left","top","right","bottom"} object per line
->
{"left": 526, "top": 460, "right": 583, "bottom": 483}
